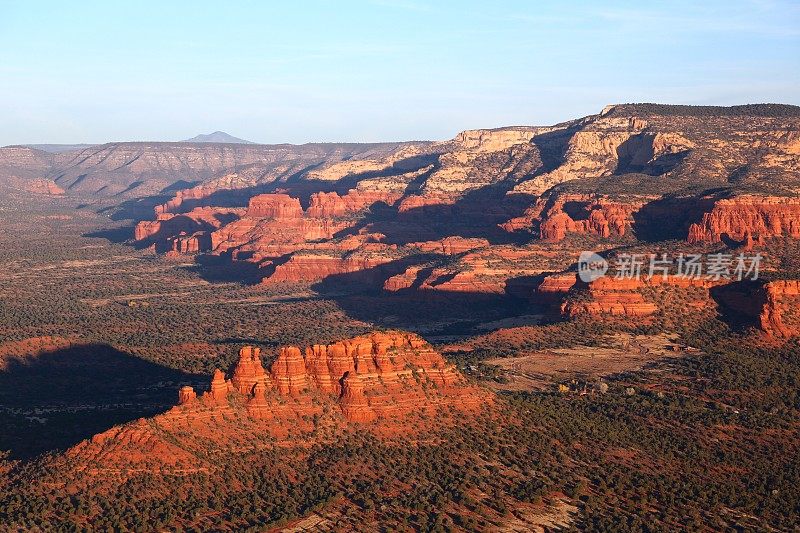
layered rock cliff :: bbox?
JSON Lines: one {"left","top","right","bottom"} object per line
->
{"left": 189, "top": 331, "right": 485, "bottom": 422}
{"left": 208, "top": 191, "right": 396, "bottom": 261}
{"left": 67, "top": 332, "right": 490, "bottom": 471}
{"left": 688, "top": 196, "right": 800, "bottom": 244}
{"left": 122, "top": 103, "right": 800, "bottom": 287}
{"left": 134, "top": 206, "right": 245, "bottom": 252}
{"left": 503, "top": 193, "right": 646, "bottom": 241}
{"left": 561, "top": 277, "right": 659, "bottom": 318}
{"left": 556, "top": 274, "right": 725, "bottom": 319}
{"left": 0, "top": 147, "right": 60, "bottom": 194}
{"left": 759, "top": 280, "right": 800, "bottom": 338}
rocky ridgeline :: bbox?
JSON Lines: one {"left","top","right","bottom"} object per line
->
{"left": 688, "top": 197, "right": 800, "bottom": 244}
{"left": 759, "top": 280, "right": 800, "bottom": 338}
{"left": 0, "top": 141, "right": 418, "bottom": 200}
{"left": 533, "top": 271, "right": 800, "bottom": 338}
{"left": 66, "top": 332, "right": 489, "bottom": 472}
{"left": 125, "top": 104, "right": 800, "bottom": 329}
{"left": 130, "top": 124, "right": 550, "bottom": 281}
{"left": 178, "top": 331, "right": 484, "bottom": 423}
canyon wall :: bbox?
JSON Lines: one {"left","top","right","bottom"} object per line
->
{"left": 688, "top": 197, "right": 800, "bottom": 244}
{"left": 759, "top": 280, "right": 800, "bottom": 338}
{"left": 121, "top": 104, "right": 800, "bottom": 289}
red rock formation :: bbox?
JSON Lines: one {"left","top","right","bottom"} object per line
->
{"left": 178, "top": 386, "right": 197, "bottom": 405}
{"left": 535, "top": 273, "right": 579, "bottom": 306}
{"left": 541, "top": 198, "right": 642, "bottom": 241}
{"left": 65, "top": 332, "right": 492, "bottom": 477}
{"left": 383, "top": 266, "right": 503, "bottom": 294}
{"left": 10, "top": 177, "right": 66, "bottom": 195}
{"left": 263, "top": 254, "right": 373, "bottom": 283}
{"left": 397, "top": 194, "right": 456, "bottom": 214}
{"left": 245, "top": 193, "right": 303, "bottom": 218}
{"left": 383, "top": 246, "right": 563, "bottom": 295}
{"left": 537, "top": 273, "right": 579, "bottom": 295}
{"left": 560, "top": 274, "right": 726, "bottom": 318}
{"left": 231, "top": 346, "right": 268, "bottom": 395}
{"left": 688, "top": 196, "right": 800, "bottom": 244}
{"left": 208, "top": 191, "right": 401, "bottom": 272}
{"left": 134, "top": 207, "right": 244, "bottom": 252}
{"left": 177, "top": 332, "right": 487, "bottom": 424}
{"left": 123, "top": 105, "right": 800, "bottom": 293}
{"left": 211, "top": 195, "right": 334, "bottom": 254}
{"left": 339, "top": 373, "right": 376, "bottom": 423}
{"left": 134, "top": 213, "right": 171, "bottom": 241}
{"left": 306, "top": 190, "right": 402, "bottom": 218}
{"left": 411, "top": 236, "right": 490, "bottom": 254}
{"left": 155, "top": 173, "right": 252, "bottom": 215}
{"left": 759, "top": 280, "right": 800, "bottom": 337}
{"left": 563, "top": 277, "right": 658, "bottom": 317}
{"left": 383, "top": 267, "right": 423, "bottom": 291}
{"left": 502, "top": 194, "right": 644, "bottom": 242}
{"left": 205, "top": 369, "right": 230, "bottom": 404}
{"left": 170, "top": 232, "right": 211, "bottom": 254}
{"left": 271, "top": 346, "right": 311, "bottom": 395}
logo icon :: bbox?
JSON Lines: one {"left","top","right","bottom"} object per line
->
{"left": 578, "top": 251, "right": 608, "bottom": 282}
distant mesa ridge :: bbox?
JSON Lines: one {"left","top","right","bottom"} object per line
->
{"left": 602, "top": 102, "right": 800, "bottom": 118}
{"left": 3, "top": 102, "right": 800, "bottom": 210}
{"left": 182, "top": 131, "right": 255, "bottom": 144}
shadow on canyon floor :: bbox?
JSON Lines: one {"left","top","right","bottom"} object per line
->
{"left": 83, "top": 225, "right": 136, "bottom": 243}
{"left": 336, "top": 186, "right": 537, "bottom": 246}
{"left": 184, "top": 252, "right": 266, "bottom": 284}
{"left": 709, "top": 280, "right": 766, "bottom": 334}
{"left": 311, "top": 256, "right": 543, "bottom": 336}
{"left": 632, "top": 195, "right": 718, "bottom": 242}
{"left": 0, "top": 344, "right": 203, "bottom": 459}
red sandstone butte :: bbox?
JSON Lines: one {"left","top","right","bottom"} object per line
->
{"left": 176, "top": 331, "right": 488, "bottom": 425}
{"left": 502, "top": 194, "right": 643, "bottom": 242}
{"left": 759, "top": 280, "right": 800, "bottom": 338}
{"left": 562, "top": 277, "right": 657, "bottom": 317}
{"left": 134, "top": 206, "right": 244, "bottom": 252}
{"left": 208, "top": 191, "right": 399, "bottom": 266}
{"left": 65, "top": 332, "right": 491, "bottom": 474}
{"left": 688, "top": 196, "right": 800, "bottom": 244}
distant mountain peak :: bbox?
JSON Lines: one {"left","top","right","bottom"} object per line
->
{"left": 183, "top": 131, "right": 254, "bottom": 144}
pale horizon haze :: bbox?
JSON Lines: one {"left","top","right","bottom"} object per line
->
{"left": 1, "top": 0, "right": 799, "bottom": 146}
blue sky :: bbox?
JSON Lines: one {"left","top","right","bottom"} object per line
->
{"left": 1, "top": 0, "right": 798, "bottom": 145}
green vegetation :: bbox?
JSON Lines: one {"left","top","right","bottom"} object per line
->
{"left": 1, "top": 198, "right": 799, "bottom": 531}
{"left": 608, "top": 103, "right": 800, "bottom": 118}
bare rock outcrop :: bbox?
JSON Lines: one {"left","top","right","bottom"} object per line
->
{"left": 177, "top": 332, "right": 487, "bottom": 425}
{"left": 123, "top": 104, "right": 800, "bottom": 290}
{"left": 562, "top": 277, "right": 659, "bottom": 318}
{"left": 503, "top": 194, "right": 645, "bottom": 241}
{"left": 688, "top": 196, "right": 800, "bottom": 244}
{"left": 759, "top": 280, "right": 800, "bottom": 337}
{"left": 134, "top": 207, "right": 244, "bottom": 252}
{"left": 512, "top": 117, "right": 662, "bottom": 195}
{"left": 66, "top": 332, "right": 491, "bottom": 473}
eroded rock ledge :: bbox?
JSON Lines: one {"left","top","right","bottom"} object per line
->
{"left": 66, "top": 332, "right": 491, "bottom": 473}
{"left": 179, "top": 331, "right": 485, "bottom": 423}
